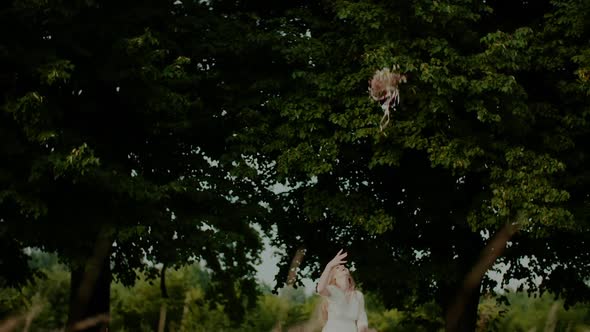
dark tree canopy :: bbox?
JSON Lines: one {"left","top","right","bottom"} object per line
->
{"left": 1, "top": 0, "right": 590, "bottom": 331}
{"left": 229, "top": 0, "right": 590, "bottom": 330}
{"left": 0, "top": 0, "right": 276, "bottom": 325}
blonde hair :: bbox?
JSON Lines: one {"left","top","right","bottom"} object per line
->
{"left": 320, "top": 266, "right": 356, "bottom": 323}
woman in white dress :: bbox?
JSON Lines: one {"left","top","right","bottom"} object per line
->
{"left": 316, "top": 250, "right": 369, "bottom": 332}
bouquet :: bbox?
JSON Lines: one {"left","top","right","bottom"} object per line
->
{"left": 368, "top": 66, "right": 407, "bottom": 131}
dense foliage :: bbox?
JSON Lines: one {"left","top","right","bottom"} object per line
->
{"left": 231, "top": 0, "right": 590, "bottom": 329}
{"left": 1, "top": 0, "right": 589, "bottom": 331}
{"left": 1, "top": 258, "right": 590, "bottom": 331}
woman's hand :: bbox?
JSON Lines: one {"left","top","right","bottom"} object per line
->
{"left": 317, "top": 249, "right": 348, "bottom": 296}
{"left": 327, "top": 249, "right": 347, "bottom": 269}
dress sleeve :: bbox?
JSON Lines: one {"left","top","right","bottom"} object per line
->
{"left": 356, "top": 291, "right": 369, "bottom": 331}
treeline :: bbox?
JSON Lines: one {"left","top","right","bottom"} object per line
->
{"left": 2, "top": 252, "right": 589, "bottom": 332}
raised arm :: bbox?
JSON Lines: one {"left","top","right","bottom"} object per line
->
{"left": 316, "top": 249, "right": 347, "bottom": 296}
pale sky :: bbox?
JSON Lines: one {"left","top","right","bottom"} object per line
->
{"left": 255, "top": 234, "right": 536, "bottom": 296}
{"left": 256, "top": 234, "right": 317, "bottom": 295}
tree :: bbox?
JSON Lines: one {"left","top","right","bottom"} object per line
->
{"left": 0, "top": 1, "right": 271, "bottom": 329}
{"left": 231, "top": 0, "right": 590, "bottom": 331}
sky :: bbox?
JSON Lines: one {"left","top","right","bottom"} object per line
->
{"left": 256, "top": 234, "right": 317, "bottom": 295}
{"left": 254, "top": 182, "right": 318, "bottom": 294}
{"left": 255, "top": 233, "right": 538, "bottom": 296}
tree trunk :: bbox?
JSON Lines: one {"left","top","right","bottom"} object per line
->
{"left": 66, "top": 250, "right": 111, "bottom": 332}
{"left": 443, "top": 280, "right": 482, "bottom": 332}
{"left": 439, "top": 229, "right": 484, "bottom": 332}
{"left": 442, "top": 224, "right": 517, "bottom": 331}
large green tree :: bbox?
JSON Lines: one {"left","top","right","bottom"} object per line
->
{"left": 231, "top": 0, "right": 590, "bottom": 331}
{"left": 0, "top": 0, "right": 273, "bottom": 329}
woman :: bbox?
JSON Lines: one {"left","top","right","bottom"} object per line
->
{"left": 316, "top": 250, "right": 369, "bottom": 332}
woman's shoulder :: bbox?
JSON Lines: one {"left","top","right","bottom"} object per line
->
{"left": 354, "top": 290, "right": 365, "bottom": 300}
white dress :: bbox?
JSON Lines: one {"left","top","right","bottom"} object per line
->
{"left": 321, "top": 285, "right": 368, "bottom": 332}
